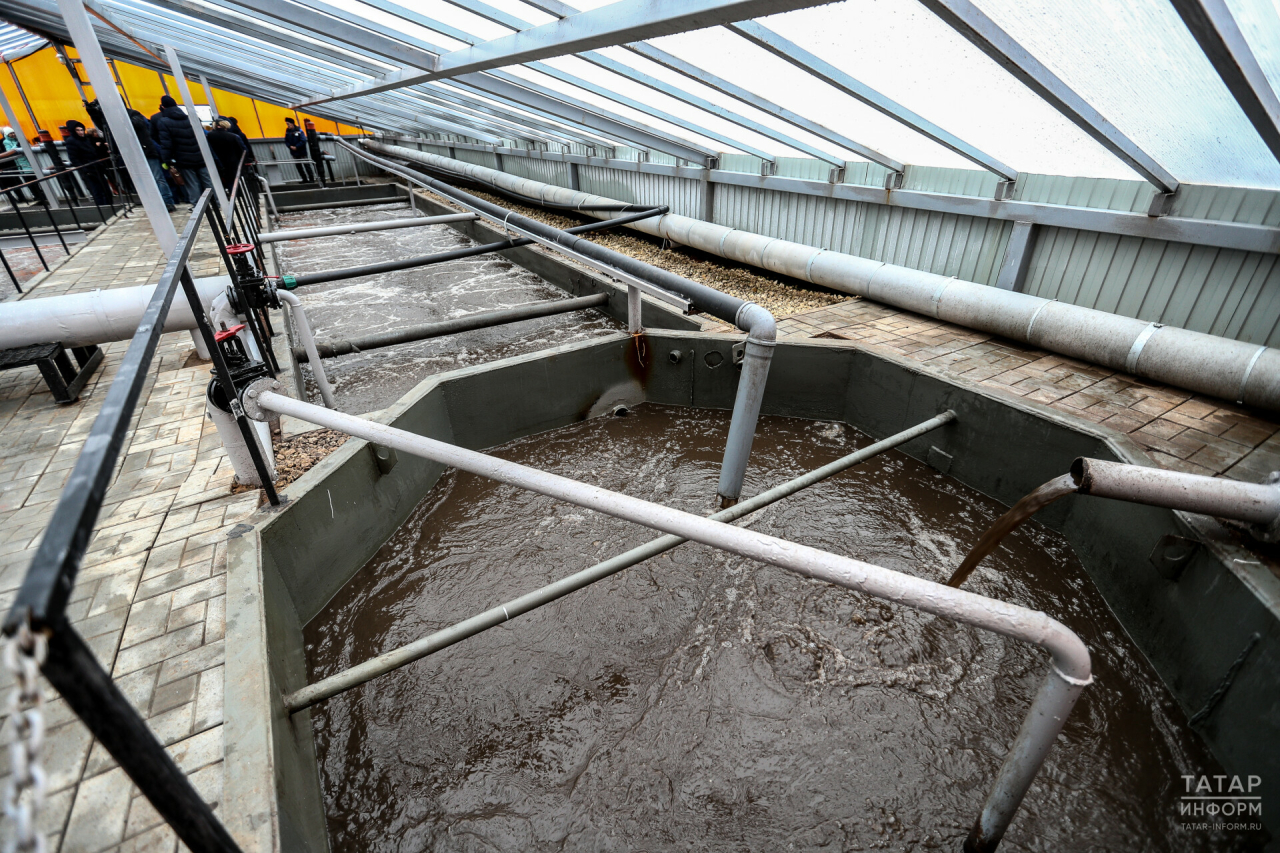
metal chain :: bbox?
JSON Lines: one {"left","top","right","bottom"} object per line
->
{"left": 3, "top": 625, "right": 47, "bottom": 853}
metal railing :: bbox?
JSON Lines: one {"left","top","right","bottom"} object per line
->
{"left": 0, "top": 187, "right": 282, "bottom": 853}
{"left": 0, "top": 156, "right": 134, "bottom": 293}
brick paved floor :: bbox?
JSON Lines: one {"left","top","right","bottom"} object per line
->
{"left": 0, "top": 211, "right": 251, "bottom": 853}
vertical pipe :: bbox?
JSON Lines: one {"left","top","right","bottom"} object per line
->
{"left": 277, "top": 290, "right": 336, "bottom": 409}
{"left": 57, "top": 0, "right": 177, "bottom": 255}
{"left": 717, "top": 303, "right": 776, "bottom": 504}
{"left": 627, "top": 284, "right": 642, "bottom": 333}
{"left": 162, "top": 46, "right": 230, "bottom": 218}
{"left": 0, "top": 84, "right": 59, "bottom": 209}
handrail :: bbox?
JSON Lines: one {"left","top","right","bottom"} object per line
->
{"left": 1, "top": 156, "right": 115, "bottom": 193}
{"left": 226, "top": 149, "right": 248, "bottom": 214}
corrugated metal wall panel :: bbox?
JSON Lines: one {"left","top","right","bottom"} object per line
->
{"left": 576, "top": 166, "right": 702, "bottom": 218}
{"left": 501, "top": 156, "right": 571, "bottom": 187}
{"left": 454, "top": 148, "right": 501, "bottom": 170}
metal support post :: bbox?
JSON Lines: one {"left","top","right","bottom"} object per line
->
{"left": 0, "top": 84, "right": 59, "bottom": 209}
{"left": 199, "top": 74, "right": 218, "bottom": 117}
{"left": 6, "top": 61, "right": 39, "bottom": 130}
{"left": 53, "top": 45, "right": 88, "bottom": 101}
{"left": 566, "top": 161, "right": 580, "bottom": 191}
{"left": 627, "top": 284, "right": 642, "bottom": 333}
{"left": 163, "top": 46, "right": 231, "bottom": 218}
{"left": 58, "top": 0, "right": 177, "bottom": 254}
{"left": 994, "top": 221, "right": 1036, "bottom": 292}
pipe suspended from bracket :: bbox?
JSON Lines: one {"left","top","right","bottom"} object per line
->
{"left": 293, "top": 293, "right": 610, "bottom": 362}
{"left": 361, "top": 139, "right": 1279, "bottom": 413}
{"left": 341, "top": 139, "right": 776, "bottom": 503}
{"left": 247, "top": 388, "right": 1083, "bottom": 853}
{"left": 258, "top": 212, "right": 478, "bottom": 243}
{"left": 285, "top": 206, "right": 667, "bottom": 289}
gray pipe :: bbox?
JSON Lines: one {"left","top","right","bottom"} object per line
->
{"left": 259, "top": 212, "right": 477, "bottom": 243}
{"left": 285, "top": 410, "right": 956, "bottom": 712}
{"left": 277, "top": 290, "right": 337, "bottom": 409}
{"left": 343, "top": 139, "right": 775, "bottom": 502}
{"left": 252, "top": 389, "right": 1084, "bottom": 852}
{"left": 1072, "top": 457, "right": 1280, "bottom": 532}
{"left": 292, "top": 293, "right": 610, "bottom": 362}
{"left": 363, "top": 139, "right": 1279, "bottom": 412}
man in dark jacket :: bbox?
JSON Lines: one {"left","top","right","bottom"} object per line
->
{"left": 154, "top": 95, "right": 215, "bottom": 204}
{"left": 284, "top": 117, "right": 313, "bottom": 183}
{"left": 128, "top": 108, "right": 175, "bottom": 211}
{"left": 206, "top": 120, "right": 247, "bottom": 192}
{"left": 304, "top": 120, "right": 335, "bottom": 185}
{"left": 224, "top": 117, "right": 254, "bottom": 162}
{"left": 63, "top": 120, "right": 110, "bottom": 206}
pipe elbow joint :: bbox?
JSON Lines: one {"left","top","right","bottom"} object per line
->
{"left": 735, "top": 302, "right": 776, "bottom": 348}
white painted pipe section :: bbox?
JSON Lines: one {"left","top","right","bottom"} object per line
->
{"left": 205, "top": 399, "right": 274, "bottom": 486}
{"left": 258, "top": 213, "right": 478, "bottom": 243}
{"left": 254, "top": 389, "right": 1088, "bottom": 850}
{"left": 364, "top": 140, "right": 1280, "bottom": 411}
{"left": 0, "top": 277, "right": 225, "bottom": 349}
{"left": 1073, "top": 457, "right": 1280, "bottom": 527}
{"left": 276, "top": 290, "right": 336, "bottom": 409}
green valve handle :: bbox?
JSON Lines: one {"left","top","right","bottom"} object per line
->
{"left": 281, "top": 274, "right": 298, "bottom": 290}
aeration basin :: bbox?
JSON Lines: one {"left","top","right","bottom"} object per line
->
{"left": 225, "top": 329, "right": 1276, "bottom": 852}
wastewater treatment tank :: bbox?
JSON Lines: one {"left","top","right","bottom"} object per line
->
{"left": 298, "top": 403, "right": 1262, "bottom": 852}
{"left": 273, "top": 202, "right": 624, "bottom": 413}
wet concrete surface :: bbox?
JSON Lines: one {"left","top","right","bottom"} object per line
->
{"left": 274, "top": 203, "right": 622, "bottom": 414}
{"left": 305, "top": 405, "right": 1265, "bottom": 852}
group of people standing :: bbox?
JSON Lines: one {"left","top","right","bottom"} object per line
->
{"left": 134, "top": 95, "right": 254, "bottom": 211}
{"left": 284, "top": 117, "right": 336, "bottom": 185}
{"left": 0, "top": 98, "right": 335, "bottom": 212}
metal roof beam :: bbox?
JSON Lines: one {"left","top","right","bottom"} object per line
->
{"left": 1170, "top": 0, "right": 1280, "bottom": 165}
{"left": 727, "top": 21, "right": 1018, "bottom": 181}
{"left": 406, "top": 86, "right": 610, "bottom": 147}
{"left": 916, "top": 0, "right": 1178, "bottom": 193}
{"left": 294, "top": 0, "right": 836, "bottom": 106}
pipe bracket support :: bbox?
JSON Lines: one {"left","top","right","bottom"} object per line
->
{"left": 241, "top": 377, "right": 284, "bottom": 422}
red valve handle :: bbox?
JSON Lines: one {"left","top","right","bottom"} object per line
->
{"left": 226, "top": 243, "right": 255, "bottom": 255}
{"left": 214, "top": 323, "right": 246, "bottom": 343}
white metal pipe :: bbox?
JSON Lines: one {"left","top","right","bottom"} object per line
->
{"left": 258, "top": 212, "right": 478, "bottom": 243}
{"left": 254, "top": 390, "right": 1088, "bottom": 849}
{"left": 206, "top": 399, "right": 274, "bottom": 485}
{"left": 276, "top": 290, "right": 336, "bottom": 409}
{"left": 1072, "top": 457, "right": 1280, "bottom": 527}
{"left": 364, "top": 140, "right": 1280, "bottom": 411}
{"left": 0, "top": 277, "right": 225, "bottom": 349}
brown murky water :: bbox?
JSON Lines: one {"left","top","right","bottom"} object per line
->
{"left": 304, "top": 405, "right": 1265, "bottom": 853}
{"left": 274, "top": 203, "right": 622, "bottom": 413}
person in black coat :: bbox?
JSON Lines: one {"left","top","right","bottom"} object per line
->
{"left": 206, "top": 120, "right": 247, "bottom": 192}
{"left": 284, "top": 117, "right": 313, "bottom": 183}
{"left": 127, "top": 108, "right": 175, "bottom": 211}
{"left": 63, "top": 120, "right": 110, "bottom": 206}
{"left": 304, "top": 120, "right": 335, "bottom": 185}
{"left": 153, "top": 95, "right": 215, "bottom": 204}
{"left": 224, "top": 117, "right": 254, "bottom": 163}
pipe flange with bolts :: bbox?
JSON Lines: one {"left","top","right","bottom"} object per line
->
{"left": 241, "top": 377, "right": 284, "bottom": 422}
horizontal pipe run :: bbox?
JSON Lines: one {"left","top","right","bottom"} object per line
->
{"left": 284, "top": 410, "right": 956, "bottom": 712}
{"left": 1072, "top": 457, "right": 1280, "bottom": 527}
{"left": 363, "top": 140, "right": 1280, "bottom": 412}
{"left": 293, "top": 293, "right": 610, "bottom": 362}
{"left": 258, "top": 213, "right": 478, "bottom": 243}
{"left": 0, "top": 277, "right": 225, "bottom": 350}
{"left": 290, "top": 206, "right": 667, "bottom": 288}
{"left": 258, "top": 391, "right": 1084, "bottom": 850}
{"left": 273, "top": 197, "right": 403, "bottom": 212}
{"left": 255, "top": 391, "right": 1087, "bottom": 684}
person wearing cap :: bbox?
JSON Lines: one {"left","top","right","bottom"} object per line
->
{"left": 154, "top": 95, "right": 215, "bottom": 204}
{"left": 284, "top": 117, "right": 313, "bottom": 183}
{"left": 63, "top": 120, "right": 110, "bottom": 206}
{"left": 0, "top": 127, "right": 33, "bottom": 203}
{"left": 127, "top": 107, "right": 175, "bottom": 212}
